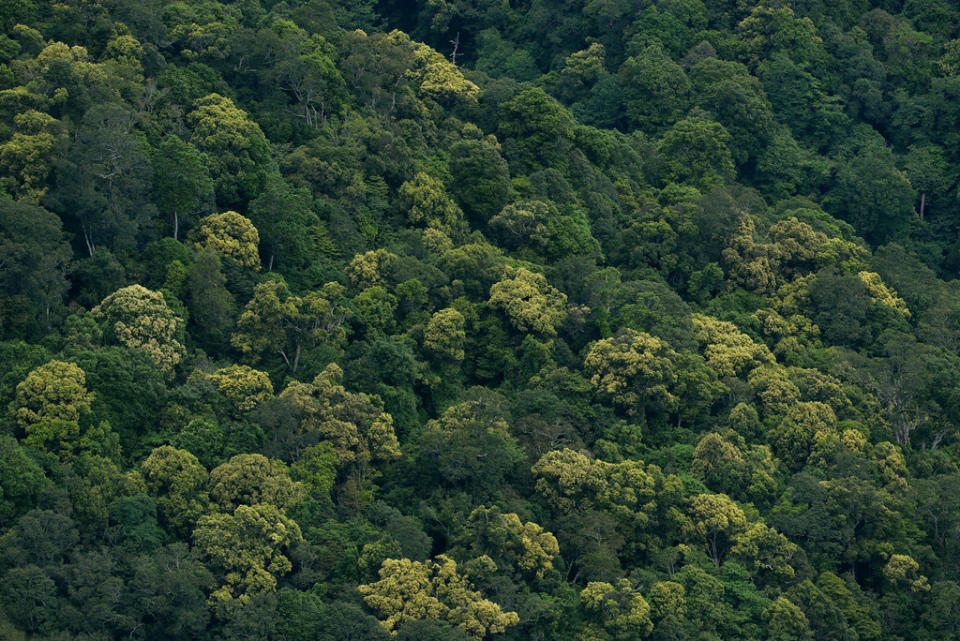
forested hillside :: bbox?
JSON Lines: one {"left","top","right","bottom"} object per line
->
{"left": 2, "top": 0, "right": 960, "bottom": 639}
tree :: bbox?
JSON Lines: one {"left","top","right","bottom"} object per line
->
{"left": 349, "top": 285, "right": 398, "bottom": 343}
{"left": 0, "top": 565, "right": 59, "bottom": 635}
{"left": 46, "top": 102, "right": 156, "bottom": 256}
{"left": 208, "top": 365, "right": 274, "bottom": 415}
{"left": 584, "top": 328, "right": 679, "bottom": 420}
{"left": 498, "top": 88, "right": 576, "bottom": 172}
{"left": 338, "top": 29, "right": 416, "bottom": 114}
{"left": 554, "top": 42, "right": 607, "bottom": 103}
{"left": 249, "top": 174, "right": 332, "bottom": 274}
{"left": 208, "top": 453, "right": 304, "bottom": 512}
{"left": 448, "top": 139, "right": 512, "bottom": 224}
{"left": 191, "top": 211, "right": 261, "bottom": 270}
{"left": 0, "top": 435, "right": 50, "bottom": 522}
{"left": 656, "top": 109, "right": 735, "bottom": 190}
{"left": 424, "top": 307, "right": 466, "bottom": 361}
{"left": 489, "top": 199, "right": 597, "bottom": 260}
{"left": 759, "top": 54, "right": 846, "bottom": 151}
{"left": 193, "top": 503, "right": 302, "bottom": 604}
{"left": 736, "top": 1, "right": 825, "bottom": 70}
{"left": 407, "top": 35, "right": 480, "bottom": 105}
{"left": 531, "top": 448, "right": 684, "bottom": 574}
{"left": 825, "top": 141, "right": 915, "bottom": 244}
{"left": 357, "top": 555, "right": 519, "bottom": 640}
{"left": 462, "top": 505, "right": 560, "bottom": 578}
{"left": 488, "top": 266, "right": 567, "bottom": 336}
{"left": 265, "top": 25, "right": 346, "bottom": 128}
{"left": 619, "top": 43, "right": 691, "bottom": 132}
{"left": 691, "top": 313, "right": 774, "bottom": 378}
{"left": 882, "top": 554, "right": 930, "bottom": 593}
{"left": 128, "top": 543, "right": 214, "bottom": 640}
{"left": 769, "top": 401, "right": 838, "bottom": 469}
{"left": 13, "top": 359, "right": 93, "bottom": 428}
{"left": 276, "top": 363, "right": 400, "bottom": 496}
{"left": 688, "top": 57, "right": 776, "bottom": 167}
{"left": 683, "top": 493, "right": 747, "bottom": 566}
{"left": 184, "top": 251, "right": 235, "bottom": 348}
{"left": 187, "top": 93, "right": 273, "bottom": 208}
{"left": 141, "top": 445, "right": 210, "bottom": 536}
{"left": 232, "top": 280, "right": 350, "bottom": 373}
{"left": 0, "top": 109, "right": 65, "bottom": 201}
{"left": 647, "top": 579, "right": 687, "bottom": 633}
{"left": 580, "top": 578, "right": 654, "bottom": 640}
{"left": 0, "top": 197, "right": 71, "bottom": 329}
{"left": 150, "top": 134, "right": 214, "bottom": 240}
{"left": 692, "top": 433, "right": 748, "bottom": 494}
{"left": 731, "top": 522, "right": 799, "bottom": 581}
{"left": 762, "top": 596, "right": 812, "bottom": 641}
{"left": 92, "top": 285, "right": 186, "bottom": 375}
{"left": 919, "top": 581, "right": 960, "bottom": 640}
{"left": 399, "top": 172, "right": 466, "bottom": 237}
{"left": 346, "top": 249, "right": 398, "bottom": 291}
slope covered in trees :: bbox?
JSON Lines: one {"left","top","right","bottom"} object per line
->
{"left": 2, "top": 1, "right": 960, "bottom": 640}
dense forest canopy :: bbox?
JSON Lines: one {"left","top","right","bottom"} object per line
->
{"left": 2, "top": 0, "right": 960, "bottom": 639}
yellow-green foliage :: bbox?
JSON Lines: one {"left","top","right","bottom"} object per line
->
{"left": 193, "top": 503, "right": 302, "bottom": 603}
{"left": 747, "top": 365, "right": 801, "bottom": 416}
{"left": 883, "top": 554, "right": 930, "bottom": 592}
{"left": 399, "top": 172, "right": 465, "bottom": 236}
{"left": 193, "top": 211, "right": 262, "bottom": 270}
{"left": 13, "top": 360, "right": 93, "bottom": 428}
{"left": 647, "top": 581, "right": 686, "bottom": 621}
{"left": 141, "top": 445, "right": 210, "bottom": 534}
{"left": 857, "top": 271, "right": 910, "bottom": 317}
{"left": 0, "top": 110, "right": 63, "bottom": 200}
{"left": 723, "top": 216, "right": 865, "bottom": 295}
{"left": 207, "top": 364, "right": 274, "bottom": 413}
{"left": 769, "top": 401, "right": 838, "bottom": 468}
{"left": 683, "top": 493, "right": 747, "bottom": 564}
{"left": 488, "top": 266, "right": 567, "bottom": 336}
{"left": 762, "top": 596, "right": 810, "bottom": 640}
{"left": 427, "top": 396, "right": 511, "bottom": 437}
{"left": 92, "top": 285, "right": 185, "bottom": 374}
{"left": 278, "top": 363, "right": 401, "bottom": 467}
{"left": 580, "top": 578, "right": 653, "bottom": 640}
{"left": 731, "top": 521, "right": 799, "bottom": 579}
{"left": 692, "top": 432, "right": 746, "bottom": 490}
{"left": 466, "top": 506, "right": 560, "bottom": 578}
{"left": 489, "top": 200, "right": 553, "bottom": 249}
{"left": 208, "top": 453, "right": 304, "bottom": 511}
{"left": 691, "top": 313, "right": 775, "bottom": 378}
{"left": 401, "top": 31, "right": 480, "bottom": 103}
{"left": 584, "top": 329, "right": 679, "bottom": 417}
{"left": 532, "top": 448, "right": 682, "bottom": 528}
{"left": 231, "top": 281, "right": 350, "bottom": 370}
{"left": 346, "top": 248, "right": 398, "bottom": 290}
{"left": 358, "top": 554, "right": 519, "bottom": 639}
{"left": 424, "top": 307, "right": 467, "bottom": 361}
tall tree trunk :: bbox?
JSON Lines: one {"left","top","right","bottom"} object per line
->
{"left": 82, "top": 225, "right": 95, "bottom": 257}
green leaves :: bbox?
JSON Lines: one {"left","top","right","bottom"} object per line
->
{"left": 13, "top": 359, "right": 93, "bottom": 428}
{"left": 584, "top": 329, "right": 679, "bottom": 419}
{"left": 192, "top": 211, "right": 262, "bottom": 270}
{"left": 656, "top": 110, "right": 735, "bottom": 190}
{"left": 92, "top": 285, "right": 185, "bottom": 375}
{"left": 187, "top": 93, "right": 272, "bottom": 208}
{"left": 499, "top": 88, "right": 576, "bottom": 173}
{"left": 193, "top": 503, "right": 302, "bottom": 604}
{"left": 358, "top": 555, "right": 519, "bottom": 640}
{"left": 488, "top": 266, "right": 568, "bottom": 337}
